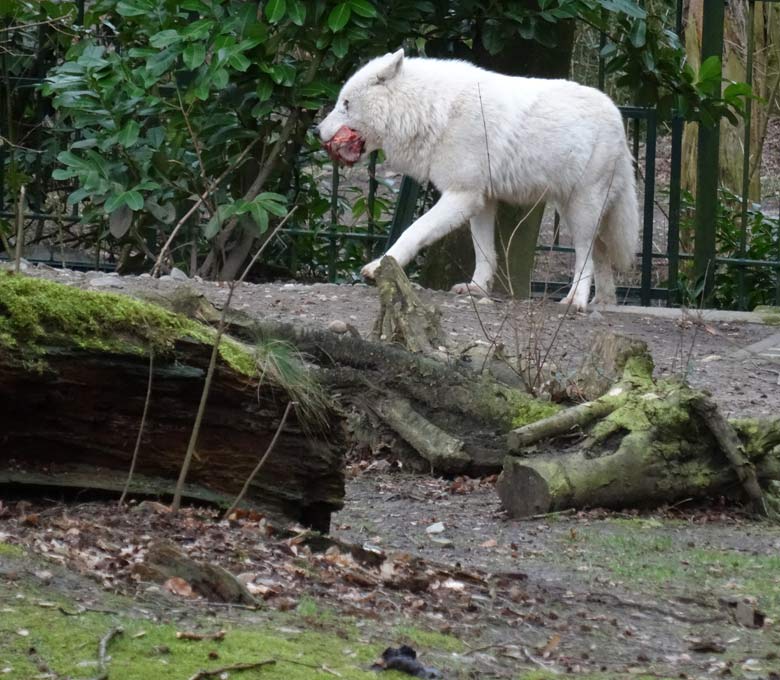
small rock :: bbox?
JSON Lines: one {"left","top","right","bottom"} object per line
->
{"left": 328, "top": 320, "right": 349, "bottom": 334}
{"left": 169, "top": 267, "right": 189, "bottom": 281}
{"left": 477, "top": 297, "right": 493, "bottom": 305}
{"left": 689, "top": 639, "right": 726, "bottom": 653}
{"left": 90, "top": 276, "right": 123, "bottom": 289}
{"left": 33, "top": 570, "right": 53, "bottom": 584}
{"left": 701, "top": 354, "right": 721, "bottom": 363}
{"left": 735, "top": 600, "right": 765, "bottom": 628}
{"left": 426, "top": 522, "right": 445, "bottom": 534}
{"left": 428, "top": 536, "right": 454, "bottom": 547}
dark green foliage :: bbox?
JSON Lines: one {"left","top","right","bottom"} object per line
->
{"left": 2, "top": 0, "right": 753, "bottom": 280}
{"left": 678, "top": 189, "right": 780, "bottom": 309}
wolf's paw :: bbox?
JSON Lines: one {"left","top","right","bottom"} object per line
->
{"left": 590, "top": 293, "right": 616, "bottom": 306}
{"left": 451, "top": 281, "right": 490, "bottom": 297}
{"left": 559, "top": 295, "right": 588, "bottom": 313}
{"left": 361, "top": 259, "right": 381, "bottom": 280}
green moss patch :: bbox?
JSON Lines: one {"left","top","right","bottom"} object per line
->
{"left": 754, "top": 306, "right": 780, "bottom": 325}
{"left": 509, "top": 391, "right": 560, "bottom": 429}
{"left": 0, "top": 582, "right": 416, "bottom": 680}
{"left": 0, "top": 272, "right": 276, "bottom": 379}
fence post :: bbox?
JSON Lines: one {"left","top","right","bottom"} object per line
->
{"left": 666, "top": 0, "right": 685, "bottom": 307}
{"left": 737, "top": 0, "right": 756, "bottom": 310}
{"left": 328, "top": 164, "right": 339, "bottom": 282}
{"left": 693, "top": 0, "right": 725, "bottom": 302}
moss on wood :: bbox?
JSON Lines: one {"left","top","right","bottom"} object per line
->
{"left": 0, "top": 272, "right": 253, "bottom": 375}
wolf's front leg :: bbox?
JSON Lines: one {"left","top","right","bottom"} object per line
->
{"left": 451, "top": 201, "right": 498, "bottom": 296}
{"left": 361, "top": 191, "right": 485, "bottom": 280}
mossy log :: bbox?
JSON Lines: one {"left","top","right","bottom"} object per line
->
{"left": 0, "top": 273, "right": 343, "bottom": 531}
{"left": 499, "top": 356, "right": 780, "bottom": 518}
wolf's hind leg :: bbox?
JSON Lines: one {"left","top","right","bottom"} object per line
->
{"left": 451, "top": 201, "right": 497, "bottom": 296}
{"left": 361, "top": 191, "right": 484, "bottom": 279}
{"left": 590, "top": 236, "right": 617, "bottom": 305}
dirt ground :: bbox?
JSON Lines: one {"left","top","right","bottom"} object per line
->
{"left": 25, "top": 264, "right": 780, "bottom": 418}
{"left": 3, "top": 265, "right": 780, "bottom": 679}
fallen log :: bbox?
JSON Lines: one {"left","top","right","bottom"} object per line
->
{"left": 499, "top": 353, "right": 780, "bottom": 519}
{"left": 0, "top": 272, "right": 343, "bottom": 531}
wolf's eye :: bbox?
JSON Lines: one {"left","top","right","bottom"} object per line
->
{"left": 343, "top": 99, "right": 349, "bottom": 110}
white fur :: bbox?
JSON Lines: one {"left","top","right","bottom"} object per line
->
{"left": 318, "top": 50, "right": 639, "bottom": 310}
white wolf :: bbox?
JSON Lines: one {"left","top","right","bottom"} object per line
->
{"left": 318, "top": 49, "right": 639, "bottom": 310}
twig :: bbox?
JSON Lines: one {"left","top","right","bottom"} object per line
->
{"left": 188, "top": 660, "right": 276, "bottom": 680}
{"left": 476, "top": 82, "right": 494, "bottom": 197}
{"left": 176, "top": 630, "right": 226, "bottom": 641}
{"left": 0, "top": 225, "right": 12, "bottom": 258}
{"left": 171, "top": 208, "right": 297, "bottom": 514}
{"left": 0, "top": 14, "right": 75, "bottom": 32}
{"left": 278, "top": 658, "right": 342, "bottom": 676}
{"left": 89, "top": 626, "right": 123, "bottom": 680}
{"left": 0, "top": 134, "right": 43, "bottom": 152}
{"left": 503, "top": 189, "right": 548, "bottom": 299}
{"left": 176, "top": 88, "right": 214, "bottom": 218}
{"left": 534, "top": 159, "right": 619, "bottom": 391}
{"left": 15, "top": 185, "right": 25, "bottom": 273}
{"left": 521, "top": 648, "right": 559, "bottom": 674}
{"left": 224, "top": 401, "right": 296, "bottom": 519}
{"left": 119, "top": 349, "right": 155, "bottom": 506}
{"left": 151, "top": 135, "right": 262, "bottom": 277}
{"left": 526, "top": 508, "right": 577, "bottom": 521}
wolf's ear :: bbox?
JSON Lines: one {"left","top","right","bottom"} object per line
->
{"left": 376, "top": 49, "right": 404, "bottom": 83}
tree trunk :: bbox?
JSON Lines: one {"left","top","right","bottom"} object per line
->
{"left": 681, "top": 0, "right": 780, "bottom": 209}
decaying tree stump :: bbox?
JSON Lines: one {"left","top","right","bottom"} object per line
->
{"left": 499, "top": 337, "right": 780, "bottom": 519}
{"left": 0, "top": 273, "right": 343, "bottom": 531}
{"left": 372, "top": 256, "right": 446, "bottom": 354}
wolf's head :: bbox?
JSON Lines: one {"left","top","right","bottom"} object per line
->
{"left": 318, "top": 49, "right": 404, "bottom": 165}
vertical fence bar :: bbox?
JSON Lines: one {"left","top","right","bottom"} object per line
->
{"left": 641, "top": 112, "right": 657, "bottom": 306}
{"left": 738, "top": 0, "right": 756, "bottom": 310}
{"left": 328, "top": 164, "right": 339, "bottom": 282}
{"left": 366, "top": 150, "right": 377, "bottom": 258}
{"left": 632, "top": 118, "right": 640, "bottom": 181}
{"left": 694, "top": 0, "right": 725, "bottom": 301}
{"left": 776, "top": 196, "right": 780, "bottom": 306}
{"left": 667, "top": 113, "right": 683, "bottom": 306}
{"left": 597, "top": 8, "right": 607, "bottom": 91}
{"left": 666, "top": 0, "right": 684, "bottom": 307}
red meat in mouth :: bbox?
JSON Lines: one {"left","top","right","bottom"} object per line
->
{"left": 323, "top": 126, "right": 365, "bottom": 166}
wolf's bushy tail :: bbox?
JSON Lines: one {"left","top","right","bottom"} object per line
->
{"left": 602, "top": 151, "right": 640, "bottom": 272}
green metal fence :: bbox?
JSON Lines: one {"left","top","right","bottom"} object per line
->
{"left": 2, "top": 1, "right": 780, "bottom": 307}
